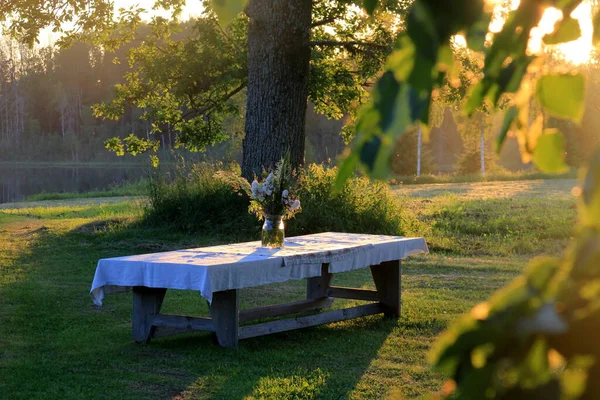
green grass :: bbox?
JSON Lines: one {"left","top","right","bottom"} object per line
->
{"left": 392, "top": 169, "right": 578, "bottom": 185}
{"left": 24, "top": 180, "right": 149, "bottom": 202}
{"left": 397, "top": 179, "right": 577, "bottom": 256}
{"left": 0, "top": 179, "right": 579, "bottom": 399}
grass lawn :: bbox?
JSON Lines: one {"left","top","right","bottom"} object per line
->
{"left": 0, "top": 179, "right": 579, "bottom": 399}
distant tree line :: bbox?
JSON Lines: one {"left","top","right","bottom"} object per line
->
{"left": 1, "top": 21, "right": 599, "bottom": 172}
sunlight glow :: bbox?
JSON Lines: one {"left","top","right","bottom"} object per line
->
{"left": 502, "top": 0, "right": 594, "bottom": 65}
{"left": 530, "top": 2, "right": 594, "bottom": 65}
{"left": 463, "top": 0, "right": 596, "bottom": 65}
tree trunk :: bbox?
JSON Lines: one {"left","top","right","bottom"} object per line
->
{"left": 242, "top": 0, "right": 312, "bottom": 180}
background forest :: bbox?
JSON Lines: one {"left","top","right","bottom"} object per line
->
{"left": 3, "top": 23, "right": 600, "bottom": 171}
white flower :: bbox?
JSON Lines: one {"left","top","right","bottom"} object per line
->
{"left": 290, "top": 199, "right": 301, "bottom": 210}
{"left": 265, "top": 173, "right": 275, "bottom": 191}
{"left": 251, "top": 180, "right": 260, "bottom": 198}
{"left": 282, "top": 190, "right": 289, "bottom": 198}
{"left": 265, "top": 188, "right": 272, "bottom": 196}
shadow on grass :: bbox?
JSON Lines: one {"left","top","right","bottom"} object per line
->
{"left": 0, "top": 215, "right": 406, "bottom": 399}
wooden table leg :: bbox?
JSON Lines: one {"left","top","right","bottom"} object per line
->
{"left": 306, "top": 263, "right": 332, "bottom": 300}
{"left": 210, "top": 289, "right": 239, "bottom": 348}
{"left": 132, "top": 286, "right": 167, "bottom": 343}
{"left": 370, "top": 260, "right": 401, "bottom": 317}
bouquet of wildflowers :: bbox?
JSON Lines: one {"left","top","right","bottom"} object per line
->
{"left": 249, "top": 157, "right": 301, "bottom": 220}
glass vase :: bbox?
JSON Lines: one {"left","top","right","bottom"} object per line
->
{"left": 261, "top": 214, "right": 285, "bottom": 248}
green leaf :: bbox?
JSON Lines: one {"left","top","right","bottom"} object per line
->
{"left": 149, "top": 154, "right": 160, "bottom": 168}
{"left": 373, "top": 71, "right": 401, "bottom": 133}
{"left": 535, "top": 73, "right": 585, "bottom": 123}
{"left": 334, "top": 151, "right": 359, "bottom": 190}
{"left": 406, "top": 1, "right": 438, "bottom": 63}
{"left": 520, "top": 338, "right": 550, "bottom": 385}
{"left": 359, "top": 135, "right": 382, "bottom": 171}
{"left": 363, "top": 0, "right": 377, "bottom": 15}
{"left": 437, "top": 44, "right": 454, "bottom": 72}
{"left": 386, "top": 36, "right": 415, "bottom": 82}
{"left": 464, "top": 82, "right": 486, "bottom": 116}
{"left": 496, "top": 106, "right": 517, "bottom": 153}
{"left": 466, "top": 11, "right": 492, "bottom": 52}
{"left": 375, "top": 76, "right": 427, "bottom": 136}
{"left": 211, "top": 0, "right": 246, "bottom": 26}
{"left": 543, "top": 17, "right": 582, "bottom": 45}
{"left": 533, "top": 130, "right": 569, "bottom": 173}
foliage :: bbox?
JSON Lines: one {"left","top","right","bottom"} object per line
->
{"left": 333, "top": 0, "right": 600, "bottom": 396}
{"left": 337, "top": 0, "right": 591, "bottom": 184}
{"left": 288, "top": 164, "right": 408, "bottom": 237}
{"left": 94, "top": 15, "right": 248, "bottom": 160}
{"left": 143, "top": 161, "right": 409, "bottom": 239}
{"left": 143, "top": 161, "right": 257, "bottom": 239}
{"left": 248, "top": 157, "right": 301, "bottom": 220}
{"left": 88, "top": 1, "right": 407, "bottom": 163}
{"left": 455, "top": 147, "right": 500, "bottom": 176}
{"left": 426, "top": 155, "right": 600, "bottom": 399}
{"left": 390, "top": 128, "right": 435, "bottom": 176}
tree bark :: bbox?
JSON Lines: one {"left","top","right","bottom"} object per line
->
{"left": 242, "top": 0, "right": 312, "bottom": 180}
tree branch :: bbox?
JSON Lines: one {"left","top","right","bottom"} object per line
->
{"left": 182, "top": 80, "right": 247, "bottom": 119}
{"left": 311, "top": 17, "right": 336, "bottom": 28}
{"left": 309, "top": 40, "right": 388, "bottom": 51}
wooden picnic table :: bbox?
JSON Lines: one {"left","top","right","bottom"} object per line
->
{"left": 90, "top": 232, "right": 428, "bottom": 348}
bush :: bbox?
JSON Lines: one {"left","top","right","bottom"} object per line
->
{"left": 144, "top": 162, "right": 258, "bottom": 240}
{"left": 390, "top": 128, "right": 435, "bottom": 176}
{"left": 455, "top": 147, "right": 501, "bottom": 175}
{"left": 288, "top": 164, "right": 408, "bottom": 236}
{"left": 143, "top": 162, "right": 410, "bottom": 240}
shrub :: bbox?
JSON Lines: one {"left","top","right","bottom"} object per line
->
{"left": 143, "top": 162, "right": 258, "bottom": 240}
{"left": 455, "top": 147, "right": 502, "bottom": 175}
{"left": 143, "top": 162, "right": 410, "bottom": 240}
{"left": 288, "top": 164, "right": 408, "bottom": 236}
{"left": 390, "top": 128, "right": 435, "bottom": 176}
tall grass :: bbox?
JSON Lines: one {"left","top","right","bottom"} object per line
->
{"left": 289, "top": 164, "right": 409, "bottom": 236}
{"left": 143, "top": 162, "right": 411, "bottom": 239}
{"left": 144, "top": 163, "right": 257, "bottom": 240}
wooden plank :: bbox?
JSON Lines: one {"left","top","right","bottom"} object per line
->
{"left": 132, "top": 286, "right": 167, "bottom": 344}
{"left": 370, "top": 260, "right": 402, "bottom": 317}
{"left": 210, "top": 289, "right": 239, "bottom": 348}
{"left": 238, "top": 303, "right": 383, "bottom": 340}
{"left": 153, "top": 314, "right": 215, "bottom": 331}
{"left": 327, "top": 286, "right": 380, "bottom": 302}
{"left": 306, "top": 263, "right": 332, "bottom": 300}
{"left": 239, "top": 297, "right": 334, "bottom": 323}
{"left": 152, "top": 316, "right": 213, "bottom": 339}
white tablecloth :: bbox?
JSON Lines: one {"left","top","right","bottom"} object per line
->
{"left": 90, "top": 232, "right": 428, "bottom": 305}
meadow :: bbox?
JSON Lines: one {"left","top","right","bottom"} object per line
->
{"left": 0, "top": 179, "right": 578, "bottom": 399}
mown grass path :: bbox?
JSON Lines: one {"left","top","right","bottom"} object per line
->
{"left": 0, "top": 179, "right": 579, "bottom": 399}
